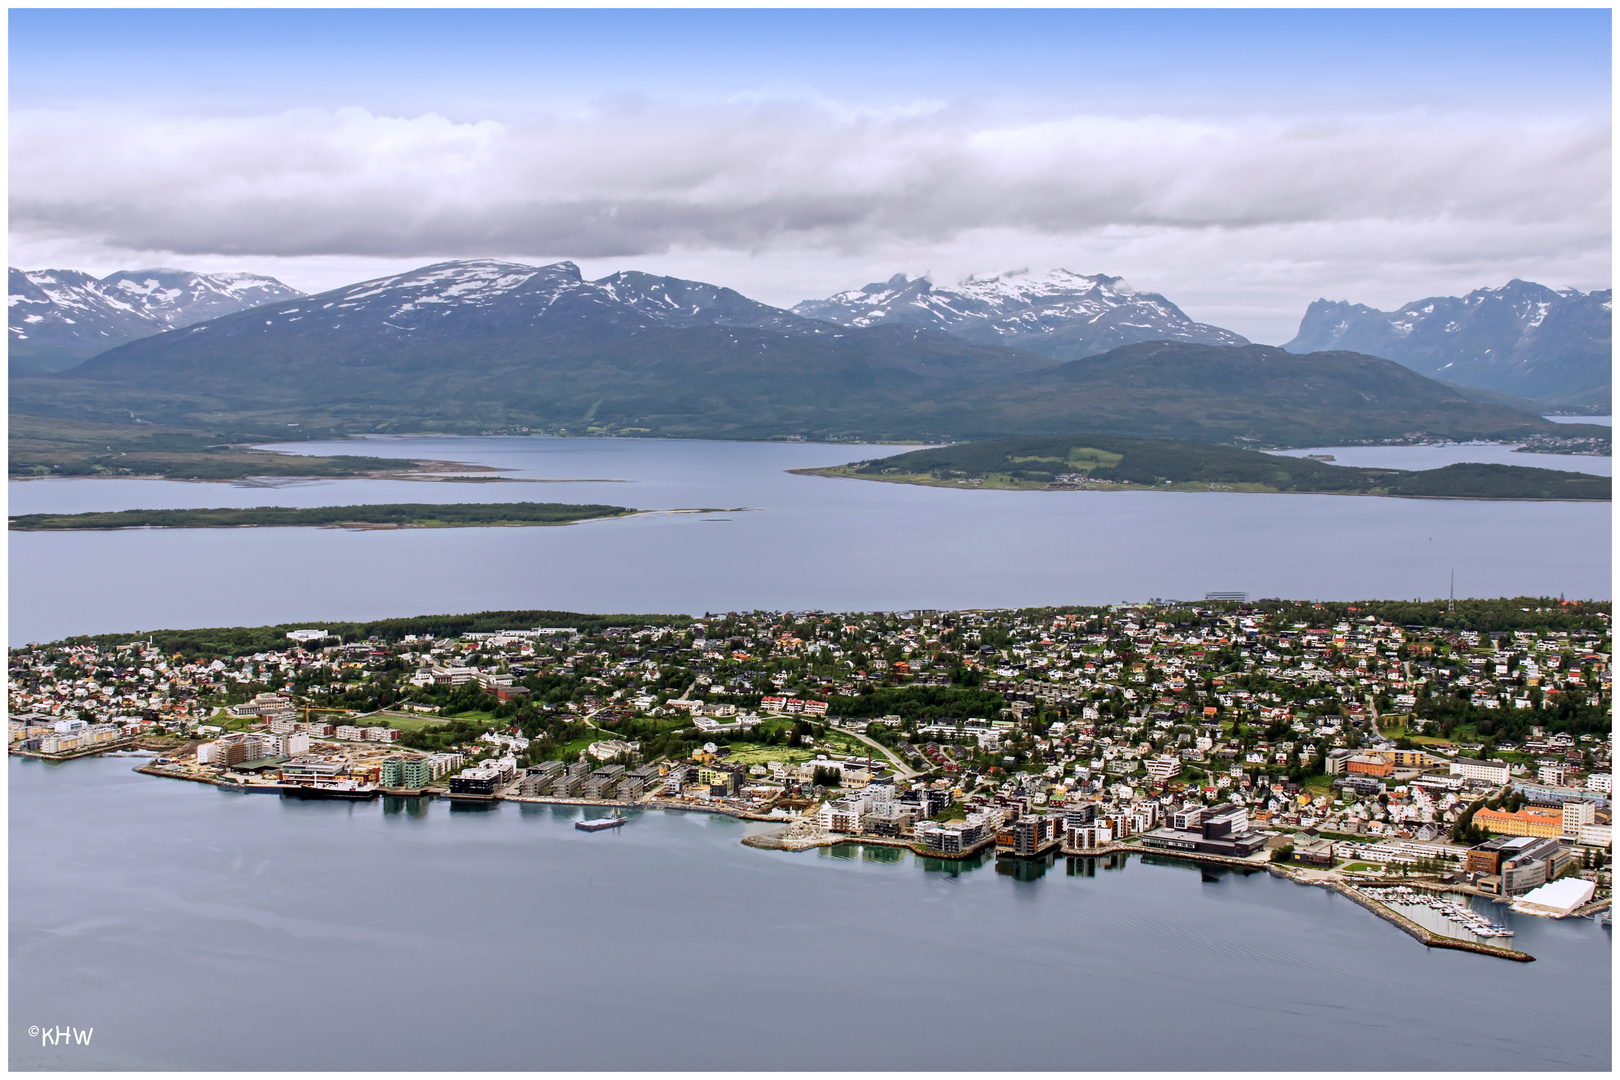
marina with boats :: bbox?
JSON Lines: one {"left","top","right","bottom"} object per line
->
{"left": 1358, "top": 884, "right": 1516, "bottom": 942}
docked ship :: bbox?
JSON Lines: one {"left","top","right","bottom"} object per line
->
{"left": 278, "top": 754, "right": 380, "bottom": 800}
{"left": 280, "top": 778, "right": 379, "bottom": 801}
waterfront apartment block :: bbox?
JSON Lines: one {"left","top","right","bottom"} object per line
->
{"left": 379, "top": 757, "right": 433, "bottom": 788}
{"left": 1141, "top": 802, "right": 1266, "bottom": 857}
{"left": 915, "top": 816, "right": 990, "bottom": 854}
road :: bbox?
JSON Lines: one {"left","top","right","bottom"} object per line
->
{"left": 829, "top": 721, "right": 918, "bottom": 780}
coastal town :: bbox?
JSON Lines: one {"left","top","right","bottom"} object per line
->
{"left": 10, "top": 597, "right": 1612, "bottom": 947}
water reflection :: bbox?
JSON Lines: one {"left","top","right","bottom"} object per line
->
{"left": 382, "top": 795, "right": 432, "bottom": 819}
{"left": 1138, "top": 853, "right": 1259, "bottom": 882}
{"left": 1067, "top": 854, "right": 1129, "bottom": 877}
{"left": 996, "top": 852, "right": 1059, "bottom": 882}
{"left": 915, "top": 850, "right": 993, "bottom": 876}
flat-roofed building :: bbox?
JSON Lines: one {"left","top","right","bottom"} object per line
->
{"left": 1450, "top": 759, "right": 1512, "bottom": 785}
{"left": 1561, "top": 800, "right": 1596, "bottom": 836}
{"left": 1348, "top": 755, "right": 1394, "bottom": 778}
{"left": 1466, "top": 835, "right": 1574, "bottom": 895}
{"left": 1576, "top": 823, "right": 1612, "bottom": 849}
{"left": 1142, "top": 802, "right": 1265, "bottom": 857}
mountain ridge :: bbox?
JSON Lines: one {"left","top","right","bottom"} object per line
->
{"left": 9, "top": 259, "right": 1587, "bottom": 450}
{"left": 1283, "top": 279, "right": 1611, "bottom": 409}
{"left": 793, "top": 268, "right": 1249, "bottom": 361}
{"left": 8, "top": 266, "right": 304, "bottom": 373}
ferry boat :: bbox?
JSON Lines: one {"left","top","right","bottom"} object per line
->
{"left": 281, "top": 780, "right": 379, "bottom": 801}
{"left": 576, "top": 817, "right": 626, "bottom": 833}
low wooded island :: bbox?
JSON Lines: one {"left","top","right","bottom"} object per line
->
{"left": 9, "top": 501, "right": 634, "bottom": 531}
{"left": 797, "top": 435, "right": 1611, "bottom": 501}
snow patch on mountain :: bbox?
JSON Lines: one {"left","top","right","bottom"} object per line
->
{"left": 1283, "top": 279, "right": 1612, "bottom": 406}
{"left": 793, "top": 268, "right": 1247, "bottom": 360}
{"left": 9, "top": 265, "right": 305, "bottom": 369}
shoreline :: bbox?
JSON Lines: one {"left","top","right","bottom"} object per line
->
{"left": 15, "top": 754, "right": 1567, "bottom": 964}
{"left": 791, "top": 467, "right": 1612, "bottom": 503}
{"left": 8, "top": 507, "right": 759, "bottom": 533}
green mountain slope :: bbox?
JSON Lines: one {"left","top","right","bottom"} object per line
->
{"left": 9, "top": 261, "right": 1597, "bottom": 448}
{"left": 899, "top": 343, "right": 1579, "bottom": 445}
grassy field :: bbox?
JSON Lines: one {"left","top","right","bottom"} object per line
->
{"left": 371, "top": 712, "right": 450, "bottom": 733}
{"left": 555, "top": 735, "right": 597, "bottom": 759}
{"left": 439, "top": 709, "right": 499, "bottom": 725}
{"left": 1301, "top": 775, "right": 1336, "bottom": 796}
{"left": 721, "top": 743, "right": 816, "bottom": 765}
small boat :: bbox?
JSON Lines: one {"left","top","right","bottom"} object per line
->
{"left": 576, "top": 817, "right": 626, "bottom": 832}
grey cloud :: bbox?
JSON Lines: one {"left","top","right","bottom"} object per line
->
{"left": 10, "top": 102, "right": 1610, "bottom": 262}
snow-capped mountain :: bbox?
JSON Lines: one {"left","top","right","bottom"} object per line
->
{"left": 793, "top": 269, "right": 1249, "bottom": 360}
{"left": 9, "top": 266, "right": 303, "bottom": 371}
{"left": 185, "top": 259, "right": 812, "bottom": 345}
{"left": 1284, "top": 280, "right": 1612, "bottom": 408}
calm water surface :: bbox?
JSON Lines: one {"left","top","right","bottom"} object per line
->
{"left": 9, "top": 757, "right": 1610, "bottom": 1071}
{"left": 9, "top": 436, "right": 1611, "bottom": 644}
{"left": 1271, "top": 443, "right": 1611, "bottom": 475}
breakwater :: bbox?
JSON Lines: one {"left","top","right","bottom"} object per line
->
{"left": 1328, "top": 881, "right": 1534, "bottom": 962}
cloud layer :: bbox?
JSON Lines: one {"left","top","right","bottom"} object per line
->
{"left": 10, "top": 100, "right": 1611, "bottom": 342}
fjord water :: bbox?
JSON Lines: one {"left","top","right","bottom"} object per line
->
{"left": 8, "top": 435, "right": 1612, "bottom": 644}
{"left": 9, "top": 756, "right": 1610, "bottom": 1071}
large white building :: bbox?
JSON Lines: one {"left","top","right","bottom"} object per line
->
{"left": 1562, "top": 800, "right": 1596, "bottom": 836}
{"left": 1450, "top": 759, "right": 1511, "bottom": 785}
{"left": 1576, "top": 823, "right": 1612, "bottom": 849}
{"left": 1144, "top": 755, "right": 1181, "bottom": 782}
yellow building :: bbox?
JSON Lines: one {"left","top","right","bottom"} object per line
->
{"left": 1473, "top": 807, "right": 1564, "bottom": 839}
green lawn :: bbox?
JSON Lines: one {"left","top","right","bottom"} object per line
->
{"left": 1302, "top": 775, "right": 1335, "bottom": 796}
{"left": 820, "top": 732, "right": 871, "bottom": 757}
{"left": 439, "top": 708, "right": 499, "bottom": 724}
{"left": 555, "top": 735, "right": 597, "bottom": 759}
{"left": 372, "top": 712, "right": 450, "bottom": 733}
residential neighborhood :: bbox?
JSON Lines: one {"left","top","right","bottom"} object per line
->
{"left": 9, "top": 598, "right": 1612, "bottom": 931}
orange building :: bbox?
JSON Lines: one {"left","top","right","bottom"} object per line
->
{"left": 1347, "top": 755, "right": 1394, "bottom": 778}
{"left": 1473, "top": 807, "right": 1565, "bottom": 839}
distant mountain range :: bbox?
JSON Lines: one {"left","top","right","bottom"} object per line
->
{"left": 793, "top": 269, "right": 1248, "bottom": 361}
{"left": 10, "top": 259, "right": 1588, "bottom": 449}
{"left": 12, "top": 259, "right": 1609, "bottom": 412}
{"left": 8, "top": 267, "right": 303, "bottom": 373}
{"left": 1284, "top": 280, "right": 1611, "bottom": 409}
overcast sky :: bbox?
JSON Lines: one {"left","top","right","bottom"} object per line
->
{"left": 9, "top": 9, "right": 1611, "bottom": 343}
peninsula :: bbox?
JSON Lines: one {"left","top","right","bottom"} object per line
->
{"left": 10, "top": 598, "right": 1611, "bottom": 955}
{"left": 9, "top": 501, "right": 634, "bottom": 531}
{"left": 799, "top": 435, "right": 1612, "bottom": 501}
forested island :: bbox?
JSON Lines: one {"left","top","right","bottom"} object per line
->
{"left": 801, "top": 435, "right": 1611, "bottom": 501}
{"left": 9, "top": 501, "right": 634, "bottom": 531}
